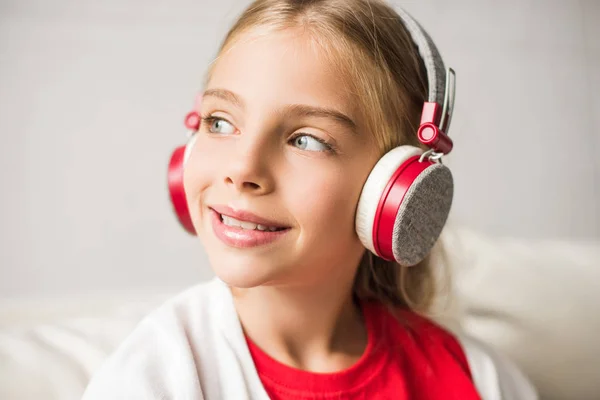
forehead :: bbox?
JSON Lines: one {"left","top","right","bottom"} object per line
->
{"left": 207, "top": 28, "right": 354, "bottom": 114}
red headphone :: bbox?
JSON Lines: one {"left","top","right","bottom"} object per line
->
{"left": 168, "top": 107, "right": 202, "bottom": 236}
{"left": 168, "top": 8, "right": 456, "bottom": 267}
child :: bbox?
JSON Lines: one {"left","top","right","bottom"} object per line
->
{"left": 83, "top": 0, "right": 537, "bottom": 398}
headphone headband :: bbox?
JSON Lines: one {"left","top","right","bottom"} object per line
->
{"left": 395, "top": 7, "right": 446, "bottom": 105}
{"left": 395, "top": 5, "right": 455, "bottom": 139}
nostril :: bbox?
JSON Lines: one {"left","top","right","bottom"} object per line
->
{"left": 243, "top": 182, "right": 261, "bottom": 190}
{"left": 225, "top": 176, "right": 264, "bottom": 192}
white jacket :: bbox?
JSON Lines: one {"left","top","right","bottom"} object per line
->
{"left": 82, "top": 278, "right": 538, "bottom": 400}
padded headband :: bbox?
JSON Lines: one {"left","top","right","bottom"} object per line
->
{"left": 394, "top": 6, "right": 447, "bottom": 107}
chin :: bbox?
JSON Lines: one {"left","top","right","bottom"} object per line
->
{"left": 208, "top": 253, "right": 282, "bottom": 289}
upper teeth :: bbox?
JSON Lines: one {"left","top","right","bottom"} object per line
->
{"left": 221, "top": 215, "right": 279, "bottom": 231}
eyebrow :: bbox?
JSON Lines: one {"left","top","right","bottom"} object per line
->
{"left": 203, "top": 88, "right": 245, "bottom": 109}
{"left": 202, "top": 88, "right": 357, "bottom": 134}
{"left": 282, "top": 104, "right": 357, "bottom": 134}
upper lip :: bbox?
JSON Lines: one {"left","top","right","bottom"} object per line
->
{"left": 210, "top": 205, "right": 289, "bottom": 228}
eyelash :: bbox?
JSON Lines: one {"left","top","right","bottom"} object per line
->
{"left": 200, "top": 114, "right": 337, "bottom": 153}
{"left": 289, "top": 132, "right": 335, "bottom": 152}
{"left": 200, "top": 115, "right": 227, "bottom": 131}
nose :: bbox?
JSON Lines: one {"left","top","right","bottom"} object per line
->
{"left": 224, "top": 136, "right": 275, "bottom": 196}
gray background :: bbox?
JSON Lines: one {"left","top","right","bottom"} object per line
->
{"left": 1, "top": 0, "right": 598, "bottom": 299}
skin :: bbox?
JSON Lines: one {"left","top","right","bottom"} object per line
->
{"left": 183, "top": 28, "right": 381, "bottom": 372}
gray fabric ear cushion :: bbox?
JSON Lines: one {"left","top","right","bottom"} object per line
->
{"left": 391, "top": 163, "right": 453, "bottom": 266}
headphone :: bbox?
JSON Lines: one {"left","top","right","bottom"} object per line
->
{"left": 167, "top": 5, "right": 456, "bottom": 267}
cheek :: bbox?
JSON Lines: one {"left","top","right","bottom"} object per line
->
{"left": 286, "top": 163, "right": 365, "bottom": 239}
{"left": 183, "top": 136, "right": 221, "bottom": 209}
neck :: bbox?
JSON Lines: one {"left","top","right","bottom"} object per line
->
{"left": 231, "top": 262, "right": 367, "bottom": 372}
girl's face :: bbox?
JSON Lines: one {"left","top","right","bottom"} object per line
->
{"left": 184, "top": 29, "right": 380, "bottom": 288}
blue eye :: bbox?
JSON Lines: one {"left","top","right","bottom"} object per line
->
{"left": 203, "top": 116, "right": 235, "bottom": 135}
{"left": 292, "top": 135, "right": 330, "bottom": 152}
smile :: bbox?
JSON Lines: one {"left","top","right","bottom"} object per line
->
{"left": 219, "top": 214, "right": 286, "bottom": 232}
{"left": 209, "top": 206, "right": 290, "bottom": 248}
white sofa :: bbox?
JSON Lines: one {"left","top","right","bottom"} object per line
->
{"left": 1, "top": 225, "right": 599, "bottom": 400}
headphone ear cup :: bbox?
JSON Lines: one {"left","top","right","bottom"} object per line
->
{"left": 356, "top": 146, "right": 453, "bottom": 266}
{"left": 356, "top": 146, "right": 422, "bottom": 256}
{"left": 183, "top": 134, "right": 198, "bottom": 165}
{"left": 168, "top": 136, "right": 197, "bottom": 235}
{"left": 389, "top": 162, "right": 453, "bottom": 266}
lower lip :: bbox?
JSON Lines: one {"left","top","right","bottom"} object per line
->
{"left": 209, "top": 208, "right": 290, "bottom": 248}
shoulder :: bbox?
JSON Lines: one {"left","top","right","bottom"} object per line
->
{"left": 456, "top": 334, "right": 538, "bottom": 400}
{"left": 82, "top": 279, "right": 225, "bottom": 400}
{"left": 380, "top": 307, "right": 538, "bottom": 400}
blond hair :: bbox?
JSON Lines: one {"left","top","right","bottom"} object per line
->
{"left": 206, "top": 0, "right": 442, "bottom": 314}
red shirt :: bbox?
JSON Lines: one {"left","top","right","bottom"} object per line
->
{"left": 246, "top": 302, "right": 481, "bottom": 400}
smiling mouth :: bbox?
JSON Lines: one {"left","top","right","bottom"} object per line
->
{"left": 218, "top": 213, "right": 288, "bottom": 232}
